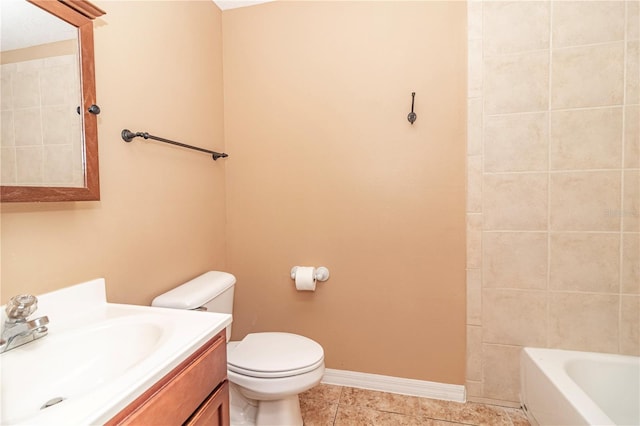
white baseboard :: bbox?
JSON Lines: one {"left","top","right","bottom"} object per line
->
{"left": 321, "top": 368, "right": 466, "bottom": 403}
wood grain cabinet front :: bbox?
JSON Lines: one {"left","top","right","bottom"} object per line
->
{"left": 185, "top": 381, "right": 230, "bottom": 426}
{"left": 106, "top": 330, "right": 229, "bottom": 426}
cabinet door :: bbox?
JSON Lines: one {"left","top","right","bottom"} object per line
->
{"left": 185, "top": 381, "right": 230, "bottom": 426}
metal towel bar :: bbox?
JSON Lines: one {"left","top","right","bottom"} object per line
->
{"left": 121, "top": 129, "right": 228, "bottom": 161}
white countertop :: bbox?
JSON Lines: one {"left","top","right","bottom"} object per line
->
{"left": 0, "top": 278, "right": 232, "bottom": 425}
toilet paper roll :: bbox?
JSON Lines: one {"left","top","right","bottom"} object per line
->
{"left": 295, "top": 266, "right": 317, "bottom": 291}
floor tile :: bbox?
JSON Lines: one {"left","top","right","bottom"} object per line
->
{"left": 301, "top": 383, "right": 344, "bottom": 404}
{"left": 334, "top": 405, "right": 453, "bottom": 426}
{"left": 419, "top": 399, "right": 513, "bottom": 426}
{"left": 339, "top": 387, "right": 422, "bottom": 416}
{"left": 505, "top": 407, "right": 530, "bottom": 426}
{"left": 300, "top": 384, "right": 530, "bottom": 426}
{"left": 300, "top": 398, "right": 338, "bottom": 426}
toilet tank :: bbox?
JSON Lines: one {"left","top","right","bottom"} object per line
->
{"left": 151, "top": 271, "right": 236, "bottom": 340}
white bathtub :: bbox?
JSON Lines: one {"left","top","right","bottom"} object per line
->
{"left": 520, "top": 348, "right": 640, "bottom": 426}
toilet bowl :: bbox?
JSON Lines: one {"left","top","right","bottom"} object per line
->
{"left": 227, "top": 332, "right": 324, "bottom": 425}
{"left": 152, "top": 271, "right": 325, "bottom": 426}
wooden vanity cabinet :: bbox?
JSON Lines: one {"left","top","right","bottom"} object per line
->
{"left": 184, "top": 381, "right": 229, "bottom": 426}
{"left": 106, "top": 330, "right": 229, "bottom": 426}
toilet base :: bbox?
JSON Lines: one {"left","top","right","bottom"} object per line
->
{"left": 229, "top": 383, "right": 303, "bottom": 426}
{"left": 256, "top": 395, "right": 302, "bottom": 426}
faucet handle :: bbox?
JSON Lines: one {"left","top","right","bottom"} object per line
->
{"left": 6, "top": 294, "right": 38, "bottom": 320}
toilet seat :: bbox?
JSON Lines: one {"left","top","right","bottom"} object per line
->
{"left": 228, "top": 332, "right": 324, "bottom": 379}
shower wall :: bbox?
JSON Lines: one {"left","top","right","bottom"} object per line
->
{"left": 466, "top": 0, "right": 639, "bottom": 404}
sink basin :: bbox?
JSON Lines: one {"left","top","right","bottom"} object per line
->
{"left": 0, "top": 278, "right": 232, "bottom": 425}
{"left": 1, "top": 319, "right": 164, "bottom": 424}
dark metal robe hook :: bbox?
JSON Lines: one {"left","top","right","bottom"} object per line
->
{"left": 407, "top": 92, "right": 417, "bottom": 125}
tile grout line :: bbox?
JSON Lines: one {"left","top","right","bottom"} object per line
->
{"left": 546, "top": 0, "right": 554, "bottom": 352}
{"left": 617, "top": 0, "right": 629, "bottom": 356}
{"left": 478, "top": 0, "right": 485, "bottom": 402}
{"left": 331, "top": 383, "right": 343, "bottom": 426}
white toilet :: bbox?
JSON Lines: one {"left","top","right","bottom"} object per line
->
{"left": 152, "top": 271, "right": 325, "bottom": 426}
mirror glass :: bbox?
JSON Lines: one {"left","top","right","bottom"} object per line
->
{"left": 1, "top": 0, "right": 104, "bottom": 202}
{"left": 1, "top": 0, "right": 85, "bottom": 188}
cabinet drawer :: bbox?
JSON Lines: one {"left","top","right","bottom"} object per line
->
{"left": 185, "top": 380, "right": 230, "bottom": 426}
{"left": 107, "top": 330, "right": 227, "bottom": 426}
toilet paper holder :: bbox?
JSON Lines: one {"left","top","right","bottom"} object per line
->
{"left": 290, "top": 266, "right": 330, "bottom": 282}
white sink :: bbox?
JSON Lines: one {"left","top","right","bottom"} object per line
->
{"left": 0, "top": 279, "right": 231, "bottom": 425}
{"left": 2, "top": 320, "right": 163, "bottom": 423}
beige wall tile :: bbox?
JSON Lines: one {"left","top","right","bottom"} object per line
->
{"left": 485, "top": 51, "right": 549, "bottom": 114}
{"left": 467, "top": 214, "right": 483, "bottom": 270}
{"left": 1, "top": 148, "right": 16, "bottom": 184}
{"left": 552, "top": 1, "right": 625, "bottom": 48}
{"left": 43, "top": 145, "right": 74, "bottom": 184}
{"left": 16, "top": 58, "right": 43, "bottom": 72}
{"left": 484, "top": 112, "right": 548, "bottom": 172}
{"left": 467, "top": 155, "right": 482, "bottom": 213}
{"left": 484, "top": 173, "right": 548, "bottom": 230}
{"left": 551, "top": 43, "right": 625, "bottom": 109}
{"left": 44, "top": 54, "right": 76, "bottom": 68}
{"left": 468, "top": 213, "right": 482, "bottom": 232}
{"left": 550, "top": 171, "right": 621, "bottom": 231}
{"left": 465, "top": 380, "right": 483, "bottom": 399}
{"left": 13, "top": 108, "right": 42, "bottom": 147}
{"left": 483, "top": 232, "right": 548, "bottom": 290}
{"left": 15, "top": 146, "right": 42, "bottom": 184}
{"left": 40, "top": 65, "right": 75, "bottom": 106}
{"left": 42, "top": 106, "right": 75, "bottom": 146}
{"left": 1, "top": 69, "right": 14, "bottom": 110}
{"left": 625, "top": 106, "right": 639, "bottom": 168}
{"left": 549, "top": 233, "right": 620, "bottom": 293}
{"left": 1, "top": 111, "right": 15, "bottom": 147}
{"left": 466, "top": 0, "right": 639, "bottom": 405}
{"left": 467, "top": 325, "right": 482, "bottom": 381}
{"left": 629, "top": 0, "right": 640, "bottom": 41}
{"left": 550, "top": 107, "right": 623, "bottom": 170}
{"left": 483, "top": 1, "right": 550, "bottom": 55}
{"left": 482, "top": 344, "right": 521, "bottom": 402}
{"left": 483, "top": 289, "right": 547, "bottom": 346}
{"left": 624, "top": 170, "right": 640, "bottom": 232}
{"left": 622, "top": 233, "right": 640, "bottom": 294}
{"left": 468, "top": 1, "right": 482, "bottom": 41}
{"left": 627, "top": 41, "right": 639, "bottom": 105}
{"left": 620, "top": 295, "right": 640, "bottom": 355}
{"left": 469, "top": 39, "right": 483, "bottom": 99}
{"left": 468, "top": 98, "right": 482, "bottom": 156}
{"left": 548, "top": 292, "right": 619, "bottom": 352}
{"left": 11, "top": 69, "right": 40, "bottom": 109}
{"left": 467, "top": 268, "right": 482, "bottom": 325}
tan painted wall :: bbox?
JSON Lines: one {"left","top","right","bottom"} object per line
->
{"left": 0, "top": 0, "right": 226, "bottom": 305}
{"left": 223, "top": 1, "right": 467, "bottom": 384}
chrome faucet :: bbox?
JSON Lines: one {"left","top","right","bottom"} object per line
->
{"left": 0, "top": 294, "right": 49, "bottom": 354}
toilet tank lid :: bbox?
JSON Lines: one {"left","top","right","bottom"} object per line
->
{"left": 151, "top": 271, "right": 236, "bottom": 310}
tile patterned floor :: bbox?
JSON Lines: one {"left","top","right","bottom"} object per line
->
{"left": 299, "top": 384, "right": 531, "bottom": 426}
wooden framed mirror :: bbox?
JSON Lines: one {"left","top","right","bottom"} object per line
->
{"left": 1, "top": 0, "right": 105, "bottom": 202}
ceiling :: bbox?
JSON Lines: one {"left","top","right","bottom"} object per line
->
{"left": 214, "top": 0, "right": 273, "bottom": 11}
{"left": 0, "top": 0, "right": 272, "bottom": 52}
{"left": 1, "top": 0, "right": 77, "bottom": 52}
